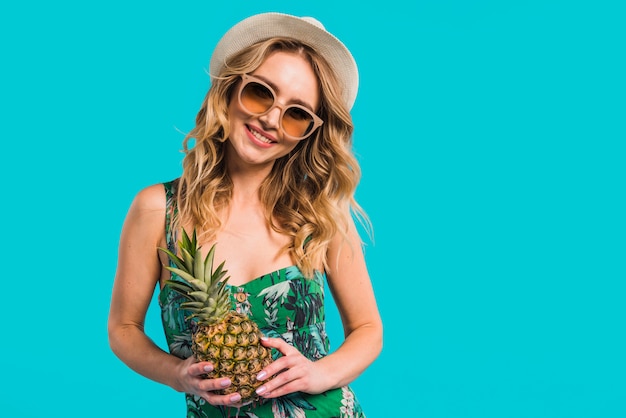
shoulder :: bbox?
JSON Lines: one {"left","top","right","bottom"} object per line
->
{"left": 120, "top": 183, "right": 171, "bottom": 242}
{"left": 122, "top": 183, "right": 170, "bottom": 230}
{"left": 131, "top": 183, "right": 169, "bottom": 212}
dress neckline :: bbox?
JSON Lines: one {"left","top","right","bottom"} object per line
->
{"left": 226, "top": 265, "right": 299, "bottom": 288}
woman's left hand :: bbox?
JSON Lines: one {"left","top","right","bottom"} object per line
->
{"left": 254, "top": 337, "right": 332, "bottom": 398}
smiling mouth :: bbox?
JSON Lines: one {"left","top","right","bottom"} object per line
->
{"left": 248, "top": 125, "right": 276, "bottom": 144}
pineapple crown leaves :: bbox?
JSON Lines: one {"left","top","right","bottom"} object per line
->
{"left": 158, "top": 228, "right": 232, "bottom": 324}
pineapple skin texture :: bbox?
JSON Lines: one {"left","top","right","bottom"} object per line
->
{"left": 193, "top": 311, "right": 273, "bottom": 403}
{"left": 159, "top": 230, "right": 273, "bottom": 405}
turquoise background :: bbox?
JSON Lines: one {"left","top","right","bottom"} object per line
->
{"left": 1, "top": 1, "right": 624, "bottom": 417}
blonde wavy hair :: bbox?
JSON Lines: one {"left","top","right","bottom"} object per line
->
{"left": 174, "top": 37, "right": 370, "bottom": 278}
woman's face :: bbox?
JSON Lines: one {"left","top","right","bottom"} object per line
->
{"left": 226, "top": 51, "right": 320, "bottom": 169}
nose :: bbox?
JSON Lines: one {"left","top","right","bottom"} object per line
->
{"left": 258, "top": 105, "right": 282, "bottom": 131}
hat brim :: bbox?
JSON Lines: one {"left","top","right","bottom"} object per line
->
{"left": 209, "top": 12, "right": 358, "bottom": 109}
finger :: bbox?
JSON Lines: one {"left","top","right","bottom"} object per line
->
{"left": 188, "top": 361, "right": 215, "bottom": 377}
{"left": 255, "top": 355, "right": 294, "bottom": 383}
{"left": 197, "top": 377, "right": 233, "bottom": 393}
{"left": 261, "top": 336, "right": 299, "bottom": 355}
{"left": 257, "top": 381, "right": 300, "bottom": 399}
{"left": 203, "top": 391, "right": 243, "bottom": 406}
{"left": 196, "top": 378, "right": 243, "bottom": 406}
{"left": 256, "top": 371, "right": 303, "bottom": 399}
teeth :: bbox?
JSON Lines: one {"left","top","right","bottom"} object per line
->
{"left": 250, "top": 127, "right": 273, "bottom": 144}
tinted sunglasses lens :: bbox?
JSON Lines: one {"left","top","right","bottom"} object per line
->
{"left": 240, "top": 79, "right": 317, "bottom": 139}
{"left": 283, "top": 107, "right": 315, "bottom": 138}
{"left": 240, "top": 82, "right": 274, "bottom": 114}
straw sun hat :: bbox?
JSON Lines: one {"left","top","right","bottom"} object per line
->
{"left": 209, "top": 12, "right": 359, "bottom": 110}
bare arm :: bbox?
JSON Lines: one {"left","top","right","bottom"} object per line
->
{"left": 108, "top": 184, "right": 253, "bottom": 406}
{"left": 257, "top": 215, "right": 383, "bottom": 397}
{"left": 315, "top": 216, "right": 383, "bottom": 388}
{"left": 107, "top": 184, "right": 185, "bottom": 390}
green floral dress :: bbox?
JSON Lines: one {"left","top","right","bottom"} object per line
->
{"left": 158, "top": 180, "right": 366, "bottom": 418}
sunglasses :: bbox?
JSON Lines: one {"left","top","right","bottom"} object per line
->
{"left": 236, "top": 74, "right": 324, "bottom": 140}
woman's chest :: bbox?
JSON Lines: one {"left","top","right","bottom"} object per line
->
{"left": 228, "top": 269, "right": 327, "bottom": 336}
{"left": 209, "top": 220, "right": 294, "bottom": 286}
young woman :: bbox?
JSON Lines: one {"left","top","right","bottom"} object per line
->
{"left": 108, "top": 12, "right": 382, "bottom": 417}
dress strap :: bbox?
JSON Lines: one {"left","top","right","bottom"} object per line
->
{"left": 163, "top": 179, "right": 179, "bottom": 253}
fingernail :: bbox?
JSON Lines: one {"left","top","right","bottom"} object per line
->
{"left": 256, "top": 385, "right": 267, "bottom": 395}
{"left": 257, "top": 371, "right": 267, "bottom": 380}
{"left": 261, "top": 336, "right": 269, "bottom": 342}
{"left": 230, "top": 393, "right": 241, "bottom": 403}
{"left": 203, "top": 365, "right": 213, "bottom": 372}
{"left": 220, "top": 378, "right": 231, "bottom": 387}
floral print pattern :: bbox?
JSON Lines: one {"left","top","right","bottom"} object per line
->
{"left": 158, "top": 181, "right": 366, "bottom": 418}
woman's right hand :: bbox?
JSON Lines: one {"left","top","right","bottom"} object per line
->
{"left": 176, "top": 357, "right": 243, "bottom": 405}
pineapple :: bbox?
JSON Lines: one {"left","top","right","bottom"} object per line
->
{"left": 159, "top": 229, "right": 273, "bottom": 404}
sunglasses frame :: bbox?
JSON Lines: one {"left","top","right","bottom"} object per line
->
{"left": 236, "top": 73, "right": 324, "bottom": 140}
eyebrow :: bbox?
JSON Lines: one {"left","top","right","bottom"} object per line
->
{"left": 252, "top": 73, "right": 316, "bottom": 111}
